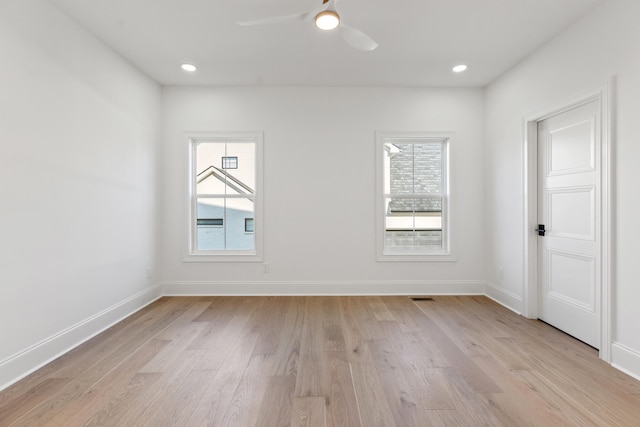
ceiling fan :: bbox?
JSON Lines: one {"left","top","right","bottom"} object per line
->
{"left": 238, "top": 0, "right": 378, "bottom": 52}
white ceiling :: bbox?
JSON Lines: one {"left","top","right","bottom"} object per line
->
{"left": 49, "top": 0, "right": 605, "bottom": 87}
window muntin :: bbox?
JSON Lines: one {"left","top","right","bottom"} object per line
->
{"left": 377, "top": 133, "right": 451, "bottom": 260}
{"left": 188, "top": 133, "right": 262, "bottom": 260}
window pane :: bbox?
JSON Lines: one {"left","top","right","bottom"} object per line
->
{"left": 384, "top": 141, "right": 442, "bottom": 195}
{"left": 196, "top": 197, "right": 255, "bottom": 250}
{"left": 196, "top": 141, "right": 255, "bottom": 196}
{"left": 384, "top": 197, "right": 443, "bottom": 252}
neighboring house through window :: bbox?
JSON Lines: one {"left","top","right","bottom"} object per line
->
{"left": 376, "top": 132, "right": 452, "bottom": 261}
{"left": 187, "top": 132, "right": 263, "bottom": 261}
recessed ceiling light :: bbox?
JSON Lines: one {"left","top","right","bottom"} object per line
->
{"left": 452, "top": 64, "right": 468, "bottom": 73}
{"left": 315, "top": 10, "right": 340, "bottom": 31}
{"left": 181, "top": 63, "right": 197, "bottom": 72}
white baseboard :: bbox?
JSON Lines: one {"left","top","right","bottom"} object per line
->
{"left": 485, "top": 282, "right": 523, "bottom": 315}
{"left": 162, "top": 280, "right": 487, "bottom": 296}
{"left": 0, "top": 284, "right": 163, "bottom": 391}
{"left": 611, "top": 342, "right": 640, "bottom": 381}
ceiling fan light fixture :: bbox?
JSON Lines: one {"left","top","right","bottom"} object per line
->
{"left": 315, "top": 10, "right": 340, "bottom": 31}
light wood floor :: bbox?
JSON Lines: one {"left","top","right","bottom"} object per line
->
{"left": 2, "top": 296, "right": 640, "bottom": 426}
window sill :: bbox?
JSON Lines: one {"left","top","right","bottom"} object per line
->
{"left": 377, "top": 252, "right": 456, "bottom": 262}
{"left": 183, "top": 252, "right": 262, "bottom": 263}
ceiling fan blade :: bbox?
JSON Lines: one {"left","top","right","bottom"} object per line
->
{"left": 238, "top": 7, "right": 324, "bottom": 26}
{"left": 339, "top": 24, "right": 378, "bottom": 51}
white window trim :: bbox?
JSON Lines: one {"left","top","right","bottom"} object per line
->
{"left": 375, "top": 131, "right": 455, "bottom": 262}
{"left": 184, "top": 131, "right": 264, "bottom": 263}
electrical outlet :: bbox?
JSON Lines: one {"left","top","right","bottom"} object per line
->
{"left": 263, "top": 263, "right": 269, "bottom": 273}
{"left": 498, "top": 266, "right": 505, "bottom": 281}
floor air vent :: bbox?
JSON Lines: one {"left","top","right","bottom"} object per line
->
{"left": 410, "top": 297, "right": 434, "bottom": 301}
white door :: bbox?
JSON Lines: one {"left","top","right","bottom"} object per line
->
{"left": 537, "top": 100, "right": 601, "bottom": 348}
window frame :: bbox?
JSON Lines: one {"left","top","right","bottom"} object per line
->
{"left": 185, "top": 131, "right": 264, "bottom": 263}
{"left": 375, "top": 131, "right": 454, "bottom": 262}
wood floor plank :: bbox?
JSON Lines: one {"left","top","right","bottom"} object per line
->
{"left": 382, "top": 296, "right": 425, "bottom": 333}
{"left": 45, "top": 297, "right": 187, "bottom": 381}
{"left": 109, "top": 348, "right": 207, "bottom": 427}
{"left": 0, "top": 378, "right": 72, "bottom": 426}
{"left": 368, "top": 339, "right": 433, "bottom": 427}
{"left": 139, "top": 322, "right": 208, "bottom": 373}
{"left": 140, "top": 368, "right": 219, "bottom": 427}
{"left": 454, "top": 296, "right": 515, "bottom": 338}
{"left": 435, "top": 366, "right": 504, "bottom": 426}
{"left": 323, "top": 352, "right": 361, "bottom": 427}
{"left": 191, "top": 296, "right": 245, "bottom": 323}
{"left": 217, "top": 354, "right": 273, "bottom": 427}
{"left": 190, "top": 298, "right": 259, "bottom": 370}
{"left": 255, "top": 375, "right": 296, "bottom": 427}
{"left": 516, "top": 362, "right": 640, "bottom": 425}
{"left": 82, "top": 372, "right": 165, "bottom": 427}
{"left": 3, "top": 295, "right": 640, "bottom": 427}
{"left": 366, "top": 296, "right": 395, "bottom": 322}
{"left": 37, "top": 339, "right": 170, "bottom": 427}
{"left": 270, "top": 297, "right": 306, "bottom": 376}
{"left": 417, "top": 299, "right": 493, "bottom": 358}
{"left": 252, "top": 296, "right": 291, "bottom": 356}
{"left": 319, "top": 296, "right": 341, "bottom": 321}
{"left": 349, "top": 361, "right": 397, "bottom": 427}
{"left": 337, "top": 298, "right": 374, "bottom": 364}
{"left": 413, "top": 368, "right": 457, "bottom": 410}
{"left": 300, "top": 297, "right": 324, "bottom": 356}
{"left": 322, "top": 321, "right": 346, "bottom": 352}
{"left": 291, "top": 397, "right": 326, "bottom": 427}
{"left": 512, "top": 369, "right": 614, "bottom": 426}
{"left": 295, "top": 350, "right": 327, "bottom": 398}
{"left": 471, "top": 355, "right": 570, "bottom": 426}
{"left": 413, "top": 300, "right": 502, "bottom": 393}
{"left": 184, "top": 331, "right": 261, "bottom": 426}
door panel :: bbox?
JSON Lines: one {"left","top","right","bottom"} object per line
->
{"left": 548, "top": 187, "right": 594, "bottom": 240}
{"left": 538, "top": 100, "right": 600, "bottom": 348}
{"left": 547, "top": 250, "right": 595, "bottom": 310}
{"left": 548, "top": 120, "right": 595, "bottom": 174}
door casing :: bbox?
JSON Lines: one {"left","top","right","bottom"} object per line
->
{"left": 522, "top": 81, "right": 613, "bottom": 362}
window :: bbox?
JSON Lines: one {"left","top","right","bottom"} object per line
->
{"left": 245, "top": 218, "right": 254, "bottom": 233}
{"left": 376, "top": 132, "right": 452, "bottom": 260}
{"left": 187, "top": 132, "right": 263, "bottom": 261}
{"left": 221, "top": 156, "right": 238, "bottom": 169}
{"left": 197, "top": 218, "right": 223, "bottom": 227}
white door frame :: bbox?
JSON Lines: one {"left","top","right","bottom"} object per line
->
{"left": 522, "top": 81, "right": 613, "bottom": 362}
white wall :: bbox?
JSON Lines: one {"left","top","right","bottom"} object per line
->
{"left": 0, "top": 0, "right": 162, "bottom": 388}
{"left": 485, "top": 0, "right": 640, "bottom": 377}
{"left": 161, "top": 86, "right": 485, "bottom": 295}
